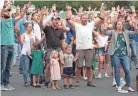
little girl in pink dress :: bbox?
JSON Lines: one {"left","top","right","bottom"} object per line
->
{"left": 50, "top": 51, "right": 61, "bottom": 90}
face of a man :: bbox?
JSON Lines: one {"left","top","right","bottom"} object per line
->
{"left": 80, "top": 14, "right": 88, "bottom": 25}
{"left": 52, "top": 19, "right": 60, "bottom": 27}
{"left": 3, "top": 9, "right": 11, "bottom": 19}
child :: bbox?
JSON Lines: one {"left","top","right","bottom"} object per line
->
{"left": 28, "top": 43, "right": 44, "bottom": 87}
{"left": 62, "top": 45, "right": 78, "bottom": 89}
{"left": 50, "top": 51, "right": 61, "bottom": 90}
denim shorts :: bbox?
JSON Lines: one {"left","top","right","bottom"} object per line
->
{"left": 63, "top": 67, "right": 73, "bottom": 75}
{"left": 97, "top": 47, "right": 105, "bottom": 55}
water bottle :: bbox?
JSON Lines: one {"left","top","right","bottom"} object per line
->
{"left": 136, "top": 72, "right": 138, "bottom": 91}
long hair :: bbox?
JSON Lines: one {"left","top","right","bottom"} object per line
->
{"left": 50, "top": 51, "right": 58, "bottom": 59}
{"left": 114, "top": 21, "right": 125, "bottom": 31}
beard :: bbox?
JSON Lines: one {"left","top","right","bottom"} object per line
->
{"left": 3, "top": 14, "right": 10, "bottom": 19}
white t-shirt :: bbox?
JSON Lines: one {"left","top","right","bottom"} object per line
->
{"left": 96, "top": 35, "right": 108, "bottom": 48}
{"left": 32, "top": 21, "right": 41, "bottom": 40}
{"left": 75, "top": 22, "right": 95, "bottom": 50}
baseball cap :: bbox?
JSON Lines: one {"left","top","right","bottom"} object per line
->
{"left": 51, "top": 16, "right": 60, "bottom": 20}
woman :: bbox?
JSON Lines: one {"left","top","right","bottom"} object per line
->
{"left": 19, "top": 22, "right": 35, "bottom": 86}
{"left": 94, "top": 25, "right": 110, "bottom": 78}
{"left": 103, "top": 21, "right": 138, "bottom": 93}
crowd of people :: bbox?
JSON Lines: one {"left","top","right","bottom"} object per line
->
{"left": 1, "top": 0, "right": 138, "bottom": 94}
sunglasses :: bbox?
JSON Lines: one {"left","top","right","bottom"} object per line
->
{"left": 4, "top": 9, "right": 11, "bottom": 12}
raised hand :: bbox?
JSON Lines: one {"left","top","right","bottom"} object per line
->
{"left": 4, "top": 0, "right": 10, "bottom": 7}
{"left": 130, "top": 6, "right": 135, "bottom": 13}
{"left": 66, "top": 4, "right": 72, "bottom": 10}
{"left": 41, "top": 8, "right": 47, "bottom": 15}
{"left": 52, "top": 4, "right": 56, "bottom": 11}
{"left": 88, "top": 6, "right": 91, "bottom": 11}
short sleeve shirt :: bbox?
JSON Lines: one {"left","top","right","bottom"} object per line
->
{"left": 43, "top": 26, "right": 64, "bottom": 48}
{"left": 75, "top": 22, "right": 95, "bottom": 50}
{"left": 1, "top": 18, "right": 15, "bottom": 45}
{"left": 63, "top": 54, "right": 74, "bottom": 68}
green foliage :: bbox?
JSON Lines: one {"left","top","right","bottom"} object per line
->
{"left": 14, "top": 1, "right": 137, "bottom": 10}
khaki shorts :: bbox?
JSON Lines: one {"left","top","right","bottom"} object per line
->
{"left": 46, "top": 48, "right": 62, "bottom": 59}
{"left": 76, "top": 49, "right": 94, "bottom": 68}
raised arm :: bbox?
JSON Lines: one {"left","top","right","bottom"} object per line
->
{"left": 94, "top": 4, "right": 105, "bottom": 26}
{"left": 15, "top": 1, "right": 31, "bottom": 23}
{"left": 65, "top": 4, "right": 75, "bottom": 28}
{"left": 40, "top": 4, "right": 56, "bottom": 29}
{"left": 101, "top": 24, "right": 113, "bottom": 36}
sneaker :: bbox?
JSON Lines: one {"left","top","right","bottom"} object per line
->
{"left": 104, "top": 73, "right": 109, "bottom": 77}
{"left": 120, "top": 80, "right": 126, "bottom": 87}
{"left": 1, "top": 85, "right": 8, "bottom": 91}
{"left": 97, "top": 73, "right": 102, "bottom": 79}
{"left": 83, "top": 77, "right": 88, "bottom": 80}
{"left": 117, "top": 86, "right": 128, "bottom": 93}
{"left": 128, "top": 87, "right": 135, "bottom": 92}
{"left": 112, "top": 78, "right": 117, "bottom": 87}
{"left": 69, "top": 85, "right": 74, "bottom": 89}
{"left": 5, "top": 85, "right": 15, "bottom": 91}
{"left": 74, "top": 81, "right": 80, "bottom": 87}
{"left": 64, "top": 85, "right": 68, "bottom": 89}
{"left": 87, "top": 81, "right": 96, "bottom": 87}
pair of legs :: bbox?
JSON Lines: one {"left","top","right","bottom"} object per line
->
{"left": 76, "top": 49, "right": 94, "bottom": 85}
{"left": 20, "top": 55, "right": 30, "bottom": 85}
{"left": 32, "top": 75, "right": 40, "bottom": 87}
{"left": 97, "top": 48, "right": 110, "bottom": 78}
{"left": 1, "top": 46, "right": 14, "bottom": 87}
{"left": 112, "top": 55, "right": 134, "bottom": 91}
{"left": 63, "top": 75, "right": 73, "bottom": 85}
{"left": 51, "top": 80, "right": 59, "bottom": 90}
{"left": 130, "top": 40, "right": 138, "bottom": 66}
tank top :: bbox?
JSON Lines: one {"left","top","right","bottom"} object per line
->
{"left": 21, "top": 33, "right": 35, "bottom": 55}
{"left": 96, "top": 35, "right": 108, "bottom": 48}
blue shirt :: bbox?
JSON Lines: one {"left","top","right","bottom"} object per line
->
{"left": 65, "top": 24, "right": 74, "bottom": 44}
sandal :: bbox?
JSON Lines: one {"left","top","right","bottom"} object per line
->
{"left": 36, "top": 85, "right": 41, "bottom": 88}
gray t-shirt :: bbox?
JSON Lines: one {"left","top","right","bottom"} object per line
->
{"left": 63, "top": 54, "right": 74, "bottom": 68}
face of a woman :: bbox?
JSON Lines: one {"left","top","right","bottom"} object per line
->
{"left": 116, "top": 21, "right": 123, "bottom": 30}
{"left": 26, "top": 24, "right": 33, "bottom": 32}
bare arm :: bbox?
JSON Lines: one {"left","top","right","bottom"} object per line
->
{"left": 102, "top": 24, "right": 113, "bottom": 36}
{"left": 65, "top": 5, "right": 75, "bottom": 28}
{"left": 94, "top": 5, "right": 105, "bottom": 26}
{"left": 15, "top": 1, "right": 31, "bottom": 23}
{"left": 19, "top": 33, "right": 25, "bottom": 44}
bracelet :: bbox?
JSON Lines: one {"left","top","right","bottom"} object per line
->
{"left": 3, "top": 6, "right": 6, "bottom": 8}
{"left": 99, "top": 16, "right": 104, "bottom": 20}
{"left": 66, "top": 18, "right": 71, "bottom": 21}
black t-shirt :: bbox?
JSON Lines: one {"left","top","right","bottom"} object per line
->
{"left": 43, "top": 26, "right": 64, "bottom": 48}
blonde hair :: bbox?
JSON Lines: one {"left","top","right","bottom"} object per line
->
{"left": 65, "top": 45, "right": 72, "bottom": 50}
{"left": 50, "top": 50, "right": 58, "bottom": 59}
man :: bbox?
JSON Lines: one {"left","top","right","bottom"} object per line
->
{"left": 40, "top": 7, "right": 64, "bottom": 88}
{"left": 65, "top": 4, "right": 105, "bottom": 87}
{"left": 1, "top": 1, "right": 31, "bottom": 91}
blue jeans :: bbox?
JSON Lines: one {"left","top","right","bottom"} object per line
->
{"left": 1, "top": 45, "right": 14, "bottom": 86}
{"left": 112, "top": 55, "right": 131, "bottom": 87}
{"left": 130, "top": 40, "right": 138, "bottom": 66}
{"left": 19, "top": 44, "right": 23, "bottom": 73}
{"left": 20, "top": 55, "right": 30, "bottom": 83}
